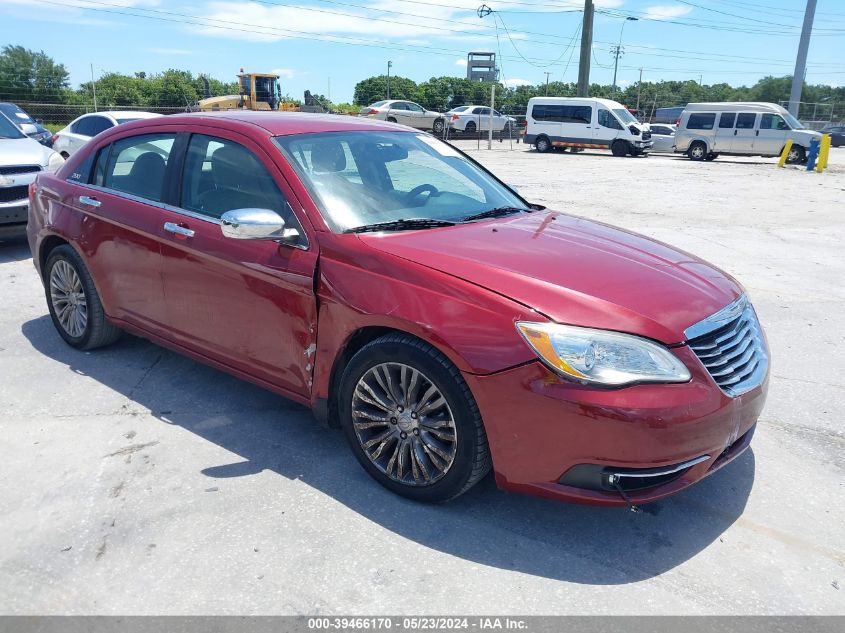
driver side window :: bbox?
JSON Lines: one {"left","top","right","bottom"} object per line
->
{"left": 598, "top": 109, "right": 622, "bottom": 130}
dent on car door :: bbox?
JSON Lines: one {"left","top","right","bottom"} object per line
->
{"left": 157, "top": 132, "right": 318, "bottom": 396}
{"left": 71, "top": 133, "right": 174, "bottom": 332}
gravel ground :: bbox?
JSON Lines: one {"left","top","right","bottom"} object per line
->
{"left": 0, "top": 144, "right": 843, "bottom": 615}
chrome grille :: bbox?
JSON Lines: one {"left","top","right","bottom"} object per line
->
{"left": 0, "top": 165, "right": 40, "bottom": 176}
{"left": 685, "top": 295, "right": 768, "bottom": 397}
{"left": 642, "top": 131, "right": 652, "bottom": 140}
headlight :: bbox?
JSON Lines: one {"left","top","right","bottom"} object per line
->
{"left": 516, "top": 321, "right": 691, "bottom": 387}
{"left": 46, "top": 151, "right": 65, "bottom": 172}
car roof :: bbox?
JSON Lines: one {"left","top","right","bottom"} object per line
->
{"left": 112, "top": 111, "right": 415, "bottom": 136}
{"left": 683, "top": 102, "right": 788, "bottom": 113}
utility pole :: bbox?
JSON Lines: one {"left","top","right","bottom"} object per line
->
{"left": 90, "top": 63, "right": 97, "bottom": 112}
{"left": 386, "top": 60, "right": 392, "bottom": 100}
{"left": 789, "top": 0, "right": 817, "bottom": 117}
{"left": 611, "top": 17, "right": 637, "bottom": 100}
{"left": 635, "top": 67, "right": 643, "bottom": 113}
{"left": 544, "top": 72, "right": 551, "bottom": 95}
{"left": 577, "top": 0, "right": 594, "bottom": 97}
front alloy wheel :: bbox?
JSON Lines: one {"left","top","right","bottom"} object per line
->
{"left": 352, "top": 362, "right": 457, "bottom": 486}
{"left": 50, "top": 259, "right": 87, "bottom": 338}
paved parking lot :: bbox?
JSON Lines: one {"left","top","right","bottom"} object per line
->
{"left": 1, "top": 145, "right": 843, "bottom": 615}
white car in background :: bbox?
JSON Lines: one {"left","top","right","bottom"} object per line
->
{"left": 52, "top": 110, "right": 162, "bottom": 158}
{"left": 358, "top": 100, "right": 446, "bottom": 134}
{"left": 647, "top": 123, "right": 676, "bottom": 153}
{"left": 0, "top": 113, "right": 64, "bottom": 236}
{"left": 447, "top": 105, "right": 516, "bottom": 135}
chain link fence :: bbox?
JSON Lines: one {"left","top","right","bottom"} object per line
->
{"left": 11, "top": 102, "right": 187, "bottom": 126}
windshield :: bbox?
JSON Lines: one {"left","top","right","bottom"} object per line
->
{"left": 782, "top": 111, "right": 805, "bottom": 130}
{"left": 0, "top": 104, "right": 34, "bottom": 125}
{"left": 448, "top": 106, "right": 469, "bottom": 113}
{"left": 613, "top": 108, "right": 638, "bottom": 125}
{"left": 274, "top": 131, "right": 527, "bottom": 232}
{"left": 0, "top": 113, "right": 26, "bottom": 139}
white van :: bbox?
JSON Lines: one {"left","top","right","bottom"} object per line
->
{"left": 674, "top": 102, "right": 822, "bottom": 163}
{"left": 524, "top": 97, "right": 652, "bottom": 157}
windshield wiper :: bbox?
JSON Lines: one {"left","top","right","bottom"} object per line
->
{"left": 461, "top": 206, "right": 531, "bottom": 222}
{"left": 345, "top": 218, "right": 457, "bottom": 234}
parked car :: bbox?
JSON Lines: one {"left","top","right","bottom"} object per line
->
{"left": 653, "top": 106, "right": 685, "bottom": 124}
{"left": 446, "top": 105, "right": 516, "bottom": 134}
{"left": 0, "top": 113, "right": 63, "bottom": 237}
{"left": 647, "top": 123, "right": 676, "bottom": 153}
{"left": 28, "top": 112, "right": 768, "bottom": 505}
{"left": 525, "top": 97, "right": 653, "bottom": 156}
{"left": 358, "top": 100, "right": 445, "bottom": 134}
{"left": 0, "top": 102, "right": 53, "bottom": 147}
{"left": 820, "top": 124, "right": 844, "bottom": 147}
{"left": 674, "top": 102, "right": 822, "bottom": 163}
{"left": 52, "top": 110, "right": 162, "bottom": 158}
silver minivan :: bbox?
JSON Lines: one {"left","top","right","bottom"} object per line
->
{"left": 674, "top": 102, "right": 821, "bottom": 163}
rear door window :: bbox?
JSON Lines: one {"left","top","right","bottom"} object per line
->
{"left": 74, "top": 115, "right": 113, "bottom": 137}
{"left": 686, "top": 113, "right": 716, "bottom": 130}
{"left": 101, "top": 133, "right": 176, "bottom": 201}
{"left": 736, "top": 113, "right": 757, "bottom": 129}
{"left": 719, "top": 113, "right": 737, "bottom": 128}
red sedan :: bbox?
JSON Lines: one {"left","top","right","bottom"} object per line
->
{"left": 27, "top": 112, "right": 769, "bottom": 505}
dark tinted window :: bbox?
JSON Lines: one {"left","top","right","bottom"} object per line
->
{"left": 407, "top": 103, "right": 424, "bottom": 113}
{"left": 597, "top": 109, "right": 622, "bottom": 129}
{"left": 760, "top": 113, "right": 788, "bottom": 130}
{"left": 686, "top": 113, "right": 716, "bottom": 130}
{"left": 102, "top": 133, "right": 176, "bottom": 201}
{"left": 736, "top": 113, "right": 756, "bottom": 129}
{"left": 532, "top": 104, "right": 592, "bottom": 124}
{"left": 719, "top": 113, "right": 736, "bottom": 128}
{"left": 73, "top": 115, "right": 114, "bottom": 137}
{"left": 390, "top": 102, "right": 408, "bottom": 111}
{"left": 180, "top": 134, "right": 300, "bottom": 237}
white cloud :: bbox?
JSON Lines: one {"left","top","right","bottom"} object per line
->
{"left": 502, "top": 78, "right": 533, "bottom": 88}
{"left": 270, "top": 68, "right": 296, "bottom": 79}
{"left": 148, "top": 48, "right": 193, "bottom": 56}
{"left": 455, "top": 58, "right": 468, "bottom": 67}
{"left": 643, "top": 5, "right": 693, "bottom": 21}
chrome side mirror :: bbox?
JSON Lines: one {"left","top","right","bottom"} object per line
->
{"left": 20, "top": 122, "right": 38, "bottom": 135}
{"left": 220, "top": 208, "right": 296, "bottom": 240}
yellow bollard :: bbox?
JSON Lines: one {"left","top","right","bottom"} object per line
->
{"left": 777, "top": 139, "right": 793, "bottom": 168}
{"left": 816, "top": 134, "right": 831, "bottom": 173}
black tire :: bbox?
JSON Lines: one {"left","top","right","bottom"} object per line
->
{"left": 705, "top": 152, "right": 719, "bottom": 161}
{"left": 464, "top": 121, "right": 477, "bottom": 134}
{"left": 338, "top": 333, "right": 492, "bottom": 503}
{"left": 786, "top": 144, "right": 805, "bottom": 164}
{"left": 535, "top": 135, "right": 551, "bottom": 153}
{"left": 688, "top": 141, "right": 707, "bottom": 161}
{"left": 386, "top": 116, "right": 397, "bottom": 123}
{"left": 432, "top": 118, "right": 445, "bottom": 135}
{"left": 611, "top": 140, "right": 628, "bottom": 157}
{"left": 44, "top": 244, "right": 121, "bottom": 350}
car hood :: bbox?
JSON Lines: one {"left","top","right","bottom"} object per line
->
{"left": 0, "top": 136, "right": 51, "bottom": 166}
{"left": 358, "top": 212, "right": 742, "bottom": 344}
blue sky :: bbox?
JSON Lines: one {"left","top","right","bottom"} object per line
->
{"left": 1, "top": 0, "right": 843, "bottom": 103}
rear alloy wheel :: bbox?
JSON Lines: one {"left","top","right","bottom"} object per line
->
{"left": 786, "top": 144, "right": 805, "bottom": 164}
{"left": 535, "top": 135, "right": 551, "bottom": 153}
{"left": 432, "top": 118, "right": 445, "bottom": 135}
{"left": 465, "top": 121, "right": 477, "bottom": 135}
{"left": 339, "top": 334, "right": 491, "bottom": 502}
{"left": 45, "top": 245, "right": 121, "bottom": 350}
{"left": 611, "top": 140, "right": 628, "bottom": 157}
{"left": 688, "top": 141, "right": 707, "bottom": 161}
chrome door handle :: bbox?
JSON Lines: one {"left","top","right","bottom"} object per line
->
{"left": 164, "top": 222, "right": 195, "bottom": 238}
{"left": 79, "top": 195, "right": 100, "bottom": 208}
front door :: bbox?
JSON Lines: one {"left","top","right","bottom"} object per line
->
{"left": 157, "top": 132, "right": 318, "bottom": 396}
{"left": 756, "top": 113, "right": 789, "bottom": 155}
{"left": 595, "top": 108, "right": 623, "bottom": 148}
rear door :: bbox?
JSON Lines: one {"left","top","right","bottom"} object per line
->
{"left": 733, "top": 112, "right": 758, "bottom": 154}
{"left": 157, "top": 130, "right": 318, "bottom": 395}
{"left": 713, "top": 112, "right": 736, "bottom": 152}
{"left": 70, "top": 131, "right": 175, "bottom": 333}
{"left": 756, "top": 113, "right": 789, "bottom": 156}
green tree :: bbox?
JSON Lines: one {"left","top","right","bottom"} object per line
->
{"left": 353, "top": 75, "right": 418, "bottom": 105}
{"left": 0, "top": 45, "right": 70, "bottom": 102}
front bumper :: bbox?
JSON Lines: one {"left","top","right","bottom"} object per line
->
{"left": 464, "top": 346, "right": 767, "bottom": 505}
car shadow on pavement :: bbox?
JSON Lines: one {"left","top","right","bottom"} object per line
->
{"left": 21, "top": 314, "right": 755, "bottom": 585}
{"left": 0, "top": 234, "right": 31, "bottom": 262}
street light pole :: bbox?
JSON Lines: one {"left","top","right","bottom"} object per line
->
{"left": 611, "top": 17, "right": 637, "bottom": 100}
{"left": 544, "top": 71, "right": 551, "bottom": 95}
{"left": 387, "top": 60, "right": 392, "bottom": 100}
{"left": 789, "top": 0, "right": 817, "bottom": 117}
